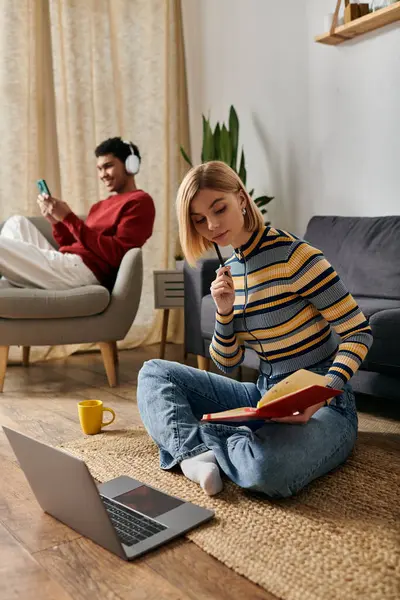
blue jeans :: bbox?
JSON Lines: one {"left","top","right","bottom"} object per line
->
{"left": 137, "top": 359, "right": 358, "bottom": 498}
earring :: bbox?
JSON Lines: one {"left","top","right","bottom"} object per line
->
{"left": 242, "top": 207, "right": 247, "bottom": 215}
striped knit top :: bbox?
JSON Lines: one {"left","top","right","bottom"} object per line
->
{"left": 210, "top": 226, "right": 373, "bottom": 391}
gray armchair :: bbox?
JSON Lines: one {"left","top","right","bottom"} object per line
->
{"left": 0, "top": 216, "right": 143, "bottom": 391}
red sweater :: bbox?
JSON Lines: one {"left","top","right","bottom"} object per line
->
{"left": 52, "top": 190, "right": 155, "bottom": 288}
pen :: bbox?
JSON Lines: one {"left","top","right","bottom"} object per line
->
{"left": 213, "top": 243, "right": 230, "bottom": 276}
{"left": 213, "top": 242, "right": 225, "bottom": 267}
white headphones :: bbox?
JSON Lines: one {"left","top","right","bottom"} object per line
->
{"left": 123, "top": 140, "right": 140, "bottom": 175}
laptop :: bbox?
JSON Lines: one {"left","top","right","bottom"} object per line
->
{"left": 3, "top": 426, "right": 214, "bottom": 560}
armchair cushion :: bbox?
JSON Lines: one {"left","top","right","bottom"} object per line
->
{"left": 0, "top": 280, "right": 110, "bottom": 319}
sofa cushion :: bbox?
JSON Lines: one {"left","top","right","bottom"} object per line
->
{"left": 304, "top": 216, "right": 400, "bottom": 300}
{"left": 355, "top": 297, "right": 400, "bottom": 320}
{"left": 0, "top": 281, "right": 110, "bottom": 319}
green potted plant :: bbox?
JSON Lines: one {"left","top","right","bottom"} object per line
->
{"left": 174, "top": 253, "right": 185, "bottom": 270}
{"left": 180, "top": 105, "right": 274, "bottom": 222}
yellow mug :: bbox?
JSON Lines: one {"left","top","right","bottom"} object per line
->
{"left": 78, "top": 400, "right": 116, "bottom": 435}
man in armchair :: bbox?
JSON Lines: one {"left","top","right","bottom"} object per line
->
{"left": 0, "top": 137, "right": 155, "bottom": 290}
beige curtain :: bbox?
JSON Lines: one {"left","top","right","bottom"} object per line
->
{"left": 0, "top": 0, "right": 189, "bottom": 363}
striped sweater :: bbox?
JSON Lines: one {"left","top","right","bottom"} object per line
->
{"left": 210, "top": 226, "right": 373, "bottom": 391}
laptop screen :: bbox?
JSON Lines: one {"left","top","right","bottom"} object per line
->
{"left": 114, "top": 485, "right": 184, "bottom": 518}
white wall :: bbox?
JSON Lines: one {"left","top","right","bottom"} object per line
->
{"left": 181, "top": 0, "right": 400, "bottom": 236}
{"left": 307, "top": 0, "right": 400, "bottom": 232}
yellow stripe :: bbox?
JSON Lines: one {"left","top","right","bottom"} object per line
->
{"left": 210, "top": 345, "right": 242, "bottom": 367}
{"left": 267, "top": 330, "right": 331, "bottom": 360}
{"left": 299, "top": 269, "right": 338, "bottom": 297}
{"left": 290, "top": 259, "right": 332, "bottom": 294}
{"left": 241, "top": 293, "right": 298, "bottom": 314}
{"left": 214, "top": 331, "right": 236, "bottom": 343}
{"left": 259, "top": 231, "right": 296, "bottom": 249}
{"left": 238, "top": 305, "right": 318, "bottom": 339}
{"left": 321, "top": 294, "right": 356, "bottom": 320}
{"left": 212, "top": 337, "right": 238, "bottom": 355}
{"left": 238, "top": 326, "right": 330, "bottom": 357}
{"left": 334, "top": 312, "right": 367, "bottom": 335}
{"left": 216, "top": 312, "right": 234, "bottom": 325}
{"left": 242, "top": 228, "right": 266, "bottom": 257}
{"left": 335, "top": 355, "right": 360, "bottom": 373}
{"left": 238, "top": 249, "right": 324, "bottom": 290}
{"left": 330, "top": 366, "right": 351, "bottom": 381}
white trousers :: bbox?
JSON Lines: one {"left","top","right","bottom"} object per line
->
{"left": 0, "top": 215, "right": 99, "bottom": 289}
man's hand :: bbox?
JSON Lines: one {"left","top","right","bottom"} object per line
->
{"left": 37, "top": 194, "right": 57, "bottom": 224}
{"left": 37, "top": 194, "right": 72, "bottom": 222}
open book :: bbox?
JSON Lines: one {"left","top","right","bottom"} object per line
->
{"left": 201, "top": 369, "right": 341, "bottom": 422}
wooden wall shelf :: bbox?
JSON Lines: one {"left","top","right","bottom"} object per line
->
{"left": 315, "top": 3, "right": 400, "bottom": 45}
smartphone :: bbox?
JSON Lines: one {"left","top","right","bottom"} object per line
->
{"left": 36, "top": 179, "right": 51, "bottom": 196}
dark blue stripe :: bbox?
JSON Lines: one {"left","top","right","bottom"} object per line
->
{"left": 341, "top": 322, "right": 372, "bottom": 336}
{"left": 329, "top": 305, "right": 360, "bottom": 324}
{"left": 327, "top": 369, "right": 347, "bottom": 384}
{"left": 268, "top": 332, "right": 333, "bottom": 363}
{"left": 211, "top": 344, "right": 242, "bottom": 360}
{"left": 298, "top": 274, "right": 340, "bottom": 299}
{"left": 339, "top": 349, "right": 364, "bottom": 361}
{"left": 235, "top": 296, "right": 300, "bottom": 314}
{"left": 260, "top": 240, "right": 293, "bottom": 251}
{"left": 234, "top": 312, "right": 321, "bottom": 340}
{"left": 332, "top": 362, "right": 354, "bottom": 377}
{"left": 295, "top": 266, "right": 335, "bottom": 295}
{"left": 319, "top": 291, "right": 350, "bottom": 311}
{"left": 213, "top": 337, "right": 237, "bottom": 348}
{"left": 287, "top": 241, "right": 323, "bottom": 262}
{"left": 239, "top": 305, "right": 318, "bottom": 331}
{"left": 265, "top": 325, "right": 331, "bottom": 357}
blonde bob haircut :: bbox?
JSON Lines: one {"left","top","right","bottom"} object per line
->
{"left": 176, "top": 161, "right": 264, "bottom": 266}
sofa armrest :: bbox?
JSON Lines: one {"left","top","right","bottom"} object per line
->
{"left": 184, "top": 258, "right": 219, "bottom": 356}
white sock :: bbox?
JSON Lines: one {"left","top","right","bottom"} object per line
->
{"left": 180, "top": 450, "right": 223, "bottom": 496}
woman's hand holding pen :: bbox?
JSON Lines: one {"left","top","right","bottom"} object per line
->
{"left": 210, "top": 266, "right": 235, "bottom": 316}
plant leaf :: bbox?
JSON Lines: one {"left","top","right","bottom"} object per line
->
{"left": 249, "top": 188, "right": 254, "bottom": 197}
{"left": 213, "top": 123, "right": 221, "bottom": 161}
{"left": 254, "top": 195, "right": 275, "bottom": 207}
{"left": 238, "top": 148, "right": 246, "bottom": 186}
{"left": 229, "top": 105, "right": 239, "bottom": 171}
{"left": 180, "top": 146, "right": 193, "bottom": 167}
{"left": 202, "top": 115, "right": 214, "bottom": 162}
{"left": 220, "top": 124, "right": 232, "bottom": 167}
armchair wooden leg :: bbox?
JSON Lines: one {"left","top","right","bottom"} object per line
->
{"left": 0, "top": 346, "right": 10, "bottom": 392}
{"left": 98, "top": 342, "right": 118, "bottom": 387}
{"left": 22, "top": 346, "right": 31, "bottom": 367}
{"left": 111, "top": 341, "right": 119, "bottom": 365}
{"left": 197, "top": 355, "right": 210, "bottom": 371}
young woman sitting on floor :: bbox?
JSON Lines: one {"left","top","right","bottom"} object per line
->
{"left": 137, "top": 161, "right": 372, "bottom": 498}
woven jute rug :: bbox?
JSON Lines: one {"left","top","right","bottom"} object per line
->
{"left": 60, "top": 413, "right": 400, "bottom": 600}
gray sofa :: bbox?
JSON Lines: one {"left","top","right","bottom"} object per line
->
{"left": 184, "top": 215, "right": 400, "bottom": 401}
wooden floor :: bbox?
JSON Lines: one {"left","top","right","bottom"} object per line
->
{"left": 0, "top": 344, "right": 276, "bottom": 600}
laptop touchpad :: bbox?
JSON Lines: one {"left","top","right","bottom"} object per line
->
{"left": 114, "top": 485, "right": 184, "bottom": 518}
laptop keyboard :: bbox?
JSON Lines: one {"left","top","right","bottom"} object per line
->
{"left": 101, "top": 495, "right": 167, "bottom": 547}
